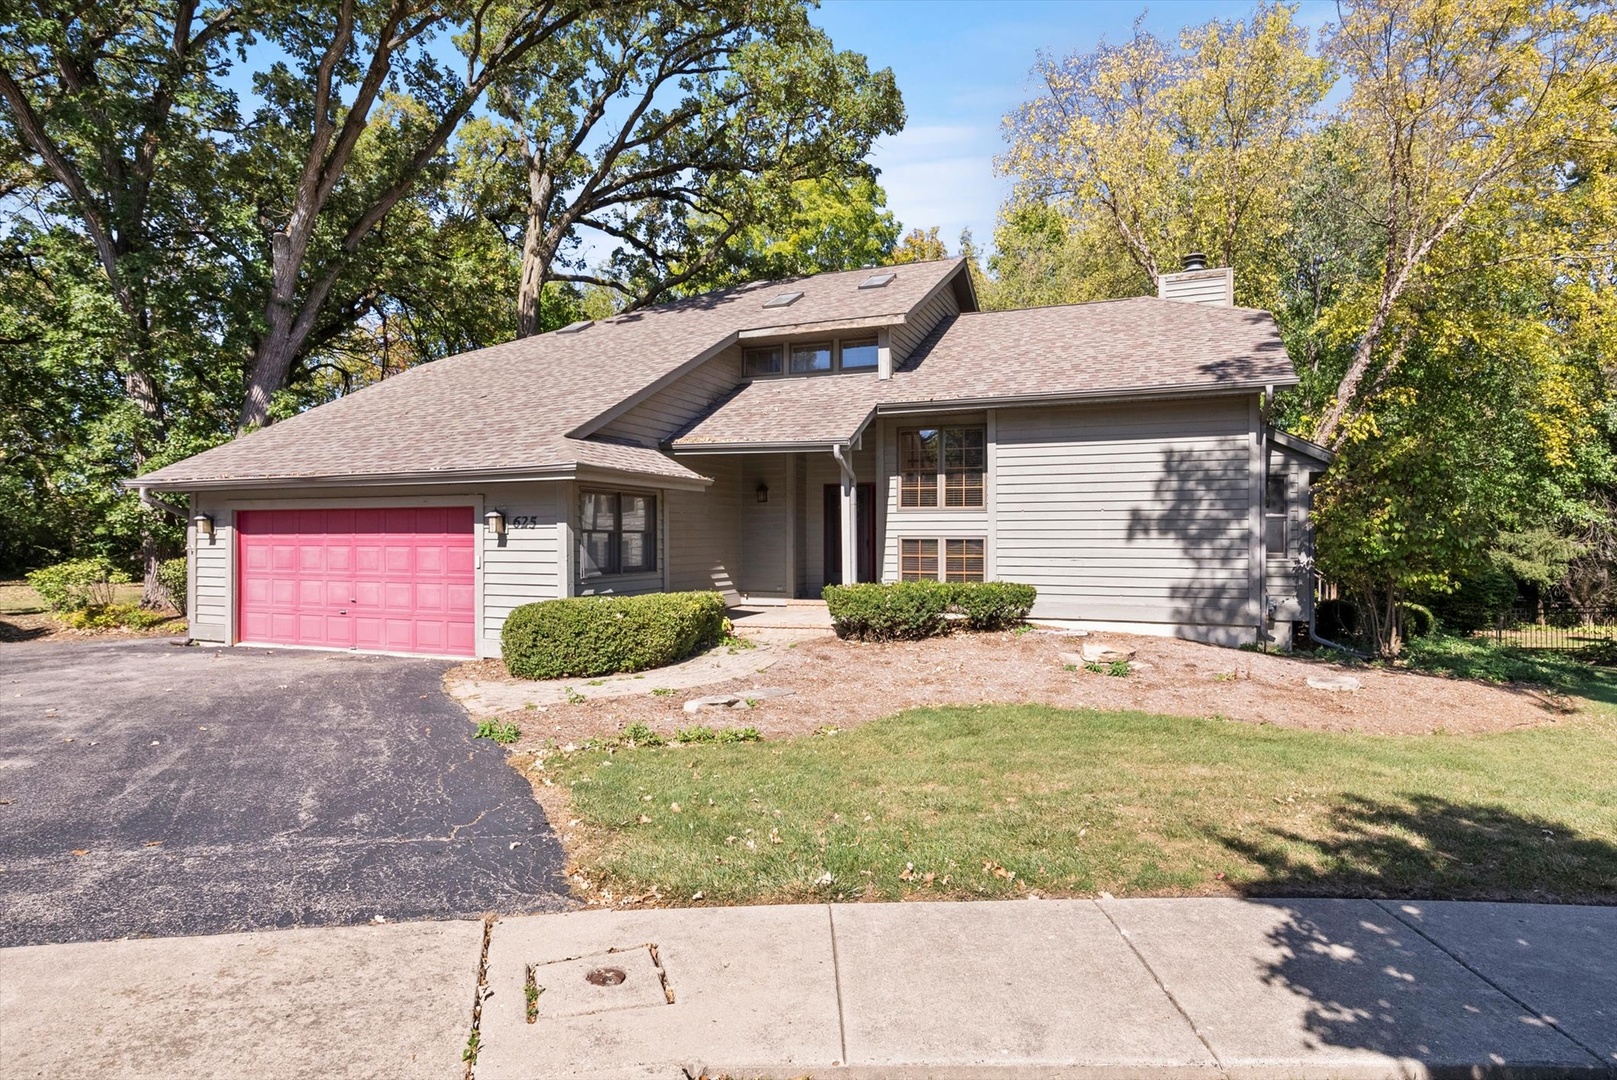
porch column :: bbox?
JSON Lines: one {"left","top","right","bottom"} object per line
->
{"left": 833, "top": 444, "right": 857, "bottom": 585}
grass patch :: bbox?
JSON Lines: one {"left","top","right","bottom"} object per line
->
{"left": 1394, "top": 633, "right": 1595, "bottom": 688}
{"left": 0, "top": 580, "right": 144, "bottom": 616}
{"left": 544, "top": 701, "right": 1617, "bottom": 906}
{"left": 474, "top": 719, "right": 521, "bottom": 745}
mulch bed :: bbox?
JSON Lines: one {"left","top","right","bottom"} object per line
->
{"left": 485, "top": 629, "right": 1578, "bottom": 750}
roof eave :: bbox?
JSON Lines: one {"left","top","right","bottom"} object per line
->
{"left": 874, "top": 378, "right": 1299, "bottom": 416}
{"left": 1268, "top": 428, "right": 1337, "bottom": 464}
{"left": 128, "top": 460, "right": 712, "bottom": 493}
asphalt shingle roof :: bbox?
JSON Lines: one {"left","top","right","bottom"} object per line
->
{"left": 671, "top": 297, "right": 1295, "bottom": 449}
{"left": 136, "top": 260, "right": 967, "bottom": 486}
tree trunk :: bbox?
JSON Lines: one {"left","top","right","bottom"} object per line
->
{"left": 516, "top": 159, "right": 556, "bottom": 338}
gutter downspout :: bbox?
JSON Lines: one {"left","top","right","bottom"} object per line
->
{"left": 1257, "top": 388, "right": 1272, "bottom": 650}
{"left": 832, "top": 443, "right": 858, "bottom": 586}
{"left": 137, "top": 485, "right": 187, "bottom": 520}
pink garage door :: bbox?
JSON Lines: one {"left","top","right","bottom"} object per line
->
{"left": 237, "top": 506, "right": 476, "bottom": 656}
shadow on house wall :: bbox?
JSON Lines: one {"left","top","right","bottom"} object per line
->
{"left": 1125, "top": 444, "right": 1255, "bottom": 638}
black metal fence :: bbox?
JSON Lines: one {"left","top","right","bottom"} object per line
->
{"left": 1490, "top": 606, "right": 1617, "bottom": 654}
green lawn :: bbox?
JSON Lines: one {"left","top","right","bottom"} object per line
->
{"left": 539, "top": 694, "right": 1617, "bottom": 906}
{"left": 0, "top": 579, "right": 145, "bottom": 615}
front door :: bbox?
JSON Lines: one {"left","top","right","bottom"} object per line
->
{"left": 823, "top": 483, "right": 876, "bottom": 585}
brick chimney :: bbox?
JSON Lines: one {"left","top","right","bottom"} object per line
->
{"left": 1157, "top": 253, "right": 1234, "bottom": 306}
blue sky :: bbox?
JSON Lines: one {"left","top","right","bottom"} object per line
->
{"left": 810, "top": 0, "right": 1336, "bottom": 252}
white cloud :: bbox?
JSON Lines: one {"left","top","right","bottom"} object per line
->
{"left": 869, "top": 124, "right": 1011, "bottom": 250}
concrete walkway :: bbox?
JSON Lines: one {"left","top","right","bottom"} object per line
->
{"left": 3, "top": 898, "right": 1614, "bottom": 1079}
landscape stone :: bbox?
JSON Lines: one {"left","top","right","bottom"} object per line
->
{"left": 682, "top": 693, "right": 749, "bottom": 713}
{"left": 1081, "top": 642, "right": 1137, "bottom": 663}
{"left": 1058, "top": 651, "right": 1087, "bottom": 668}
{"left": 1306, "top": 673, "right": 1362, "bottom": 691}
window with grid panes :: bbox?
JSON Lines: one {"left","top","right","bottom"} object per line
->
{"left": 945, "top": 539, "right": 984, "bottom": 581}
{"left": 899, "top": 538, "right": 938, "bottom": 580}
{"left": 579, "top": 492, "right": 656, "bottom": 578}
{"left": 899, "top": 426, "right": 985, "bottom": 508}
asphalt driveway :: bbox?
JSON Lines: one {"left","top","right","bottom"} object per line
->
{"left": 0, "top": 638, "right": 569, "bottom": 947}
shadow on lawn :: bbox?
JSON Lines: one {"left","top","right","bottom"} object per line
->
{"left": 0, "top": 617, "right": 49, "bottom": 642}
{"left": 1216, "top": 792, "right": 1617, "bottom": 905}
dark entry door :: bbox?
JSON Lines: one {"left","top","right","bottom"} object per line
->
{"left": 823, "top": 483, "right": 877, "bottom": 585}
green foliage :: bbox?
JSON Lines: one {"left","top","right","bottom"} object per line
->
{"left": 501, "top": 592, "right": 727, "bottom": 680}
{"left": 823, "top": 581, "right": 1038, "bottom": 640}
{"left": 26, "top": 558, "right": 130, "bottom": 613}
{"left": 474, "top": 719, "right": 522, "bottom": 745}
{"left": 673, "top": 725, "right": 763, "bottom": 744}
{"left": 62, "top": 604, "right": 170, "bottom": 630}
{"left": 1425, "top": 565, "right": 1519, "bottom": 634}
{"left": 946, "top": 581, "right": 1037, "bottom": 631}
{"left": 822, "top": 581, "right": 951, "bottom": 641}
{"left": 1398, "top": 602, "right": 1435, "bottom": 640}
{"left": 156, "top": 557, "right": 188, "bottom": 615}
{"left": 1396, "top": 634, "right": 1590, "bottom": 689}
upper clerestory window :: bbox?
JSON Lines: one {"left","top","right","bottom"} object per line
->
{"left": 840, "top": 339, "right": 878, "bottom": 370}
{"left": 743, "top": 345, "right": 782, "bottom": 376}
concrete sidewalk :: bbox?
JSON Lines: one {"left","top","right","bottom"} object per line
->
{"left": 3, "top": 898, "right": 1614, "bottom": 1079}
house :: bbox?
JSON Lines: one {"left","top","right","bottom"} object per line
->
{"left": 133, "top": 257, "right": 1333, "bottom": 659}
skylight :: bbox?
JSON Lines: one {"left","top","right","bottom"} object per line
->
{"left": 556, "top": 319, "right": 593, "bottom": 334}
{"left": 762, "top": 291, "right": 803, "bottom": 309}
{"left": 858, "top": 272, "right": 897, "bottom": 290}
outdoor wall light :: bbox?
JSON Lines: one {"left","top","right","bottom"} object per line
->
{"left": 195, "top": 513, "right": 215, "bottom": 541}
{"left": 756, "top": 482, "right": 769, "bottom": 504}
{"left": 485, "top": 509, "right": 507, "bottom": 538}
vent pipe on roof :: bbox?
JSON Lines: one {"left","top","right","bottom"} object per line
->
{"left": 1182, "top": 251, "right": 1208, "bottom": 271}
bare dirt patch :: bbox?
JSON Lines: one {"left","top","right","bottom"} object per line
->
{"left": 489, "top": 629, "right": 1576, "bottom": 750}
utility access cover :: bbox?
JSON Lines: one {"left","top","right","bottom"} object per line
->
{"left": 529, "top": 947, "right": 668, "bottom": 1019}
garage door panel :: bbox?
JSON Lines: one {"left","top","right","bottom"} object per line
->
{"left": 238, "top": 506, "right": 475, "bottom": 657}
{"left": 416, "top": 546, "right": 444, "bottom": 574}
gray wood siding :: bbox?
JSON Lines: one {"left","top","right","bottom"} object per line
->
{"left": 878, "top": 413, "right": 989, "bottom": 581}
{"left": 890, "top": 286, "right": 960, "bottom": 365}
{"left": 739, "top": 454, "right": 790, "bottom": 596}
{"left": 666, "top": 455, "right": 742, "bottom": 597}
{"left": 994, "top": 399, "right": 1257, "bottom": 634}
{"left": 190, "top": 494, "right": 232, "bottom": 643}
{"left": 484, "top": 483, "right": 562, "bottom": 633}
{"left": 597, "top": 345, "right": 743, "bottom": 446}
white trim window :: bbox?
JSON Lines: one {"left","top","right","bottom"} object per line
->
{"left": 900, "top": 537, "right": 985, "bottom": 582}
{"left": 580, "top": 491, "right": 656, "bottom": 578}
{"left": 899, "top": 426, "right": 986, "bottom": 508}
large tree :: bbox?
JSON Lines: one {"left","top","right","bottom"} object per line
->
{"left": 457, "top": 0, "right": 902, "bottom": 335}
{"left": 1003, "top": 2, "right": 1331, "bottom": 310}
{"left": 1310, "top": 0, "right": 1617, "bottom": 447}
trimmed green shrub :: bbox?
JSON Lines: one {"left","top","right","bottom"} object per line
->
{"left": 501, "top": 591, "right": 726, "bottom": 680}
{"left": 948, "top": 581, "right": 1037, "bottom": 630}
{"left": 1398, "top": 601, "right": 1435, "bottom": 640}
{"left": 822, "top": 580, "right": 1039, "bottom": 641}
{"left": 823, "top": 581, "right": 951, "bottom": 641}
{"left": 26, "top": 557, "right": 130, "bottom": 613}
{"left": 62, "top": 604, "right": 169, "bottom": 630}
{"left": 157, "top": 557, "right": 188, "bottom": 615}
